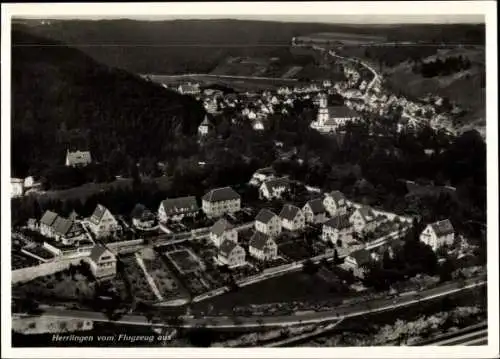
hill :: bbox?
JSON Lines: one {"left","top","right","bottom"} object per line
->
{"left": 11, "top": 30, "right": 205, "bottom": 178}
{"left": 15, "top": 20, "right": 484, "bottom": 75}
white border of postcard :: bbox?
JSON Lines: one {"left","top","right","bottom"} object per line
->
{"left": 1, "top": 1, "right": 498, "bottom": 358}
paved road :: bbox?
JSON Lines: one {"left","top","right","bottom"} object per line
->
{"left": 15, "top": 275, "right": 485, "bottom": 329}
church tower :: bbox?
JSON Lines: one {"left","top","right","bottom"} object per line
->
{"left": 316, "top": 93, "right": 329, "bottom": 126}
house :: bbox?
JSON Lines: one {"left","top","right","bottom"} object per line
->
{"left": 323, "top": 190, "right": 348, "bottom": 216}
{"left": 322, "top": 214, "right": 355, "bottom": 247}
{"left": 51, "top": 217, "right": 87, "bottom": 245}
{"left": 279, "top": 204, "right": 305, "bottom": 231}
{"left": 198, "top": 116, "right": 213, "bottom": 137}
{"left": 249, "top": 167, "right": 276, "bottom": 186}
{"left": 217, "top": 240, "right": 246, "bottom": 267}
{"left": 259, "top": 178, "right": 291, "bottom": 200}
{"left": 252, "top": 119, "right": 265, "bottom": 131}
{"left": 88, "top": 204, "right": 122, "bottom": 238}
{"left": 87, "top": 245, "right": 117, "bottom": 278}
{"left": 11, "top": 178, "right": 24, "bottom": 198}
{"left": 310, "top": 95, "right": 361, "bottom": 133}
{"left": 254, "top": 209, "right": 282, "bottom": 237}
{"left": 202, "top": 187, "right": 241, "bottom": 218}
{"left": 177, "top": 83, "right": 200, "bottom": 95}
{"left": 303, "top": 198, "right": 328, "bottom": 224}
{"left": 345, "top": 249, "right": 371, "bottom": 278}
{"left": 349, "top": 206, "right": 383, "bottom": 234}
{"left": 420, "top": 219, "right": 455, "bottom": 251}
{"left": 249, "top": 231, "right": 278, "bottom": 261}
{"left": 39, "top": 210, "right": 59, "bottom": 238}
{"left": 209, "top": 218, "right": 238, "bottom": 248}
{"left": 131, "top": 204, "right": 156, "bottom": 230}
{"left": 158, "top": 196, "right": 199, "bottom": 223}
{"left": 65, "top": 150, "right": 92, "bottom": 167}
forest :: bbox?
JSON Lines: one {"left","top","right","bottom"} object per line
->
{"left": 411, "top": 55, "right": 472, "bottom": 78}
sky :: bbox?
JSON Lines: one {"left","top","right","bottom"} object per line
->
{"left": 20, "top": 14, "right": 485, "bottom": 24}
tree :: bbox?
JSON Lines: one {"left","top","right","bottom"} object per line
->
{"left": 438, "top": 258, "right": 455, "bottom": 283}
{"left": 333, "top": 248, "right": 342, "bottom": 265}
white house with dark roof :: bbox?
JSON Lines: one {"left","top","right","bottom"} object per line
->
{"left": 131, "top": 203, "right": 156, "bottom": 230}
{"left": 249, "top": 167, "right": 276, "bottom": 186}
{"left": 259, "top": 177, "right": 291, "bottom": 200}
{"left": 40, "top": 210, "right": 59, "bottom": 238}
{"left": 177, "top": 82, "right": 200, "bottom": 95}
{"left": 202, "top": 186, "right": 241, "bottom": 218}
{"left": 249, "top": 231, "right": 278, "bottom": 261}
{"left": 87, "top": 245, "right": 116, "bottom": 278}
{"left": 303, "top": 198, "right": 328, "bottom": 224}
{"left": 279, "top": 204, "right": 305, "bottom": 231}
{"left": 349, "top": 206, "right": 384, "bottom": 234}
{"left": 11, "top": 178, "right": 24, "bottom": 198}
{"left": 210, "top": 218, "right": 238, "bottom": 248}
{"left": 39, "top": 210, "right": 87, "bottom": 245}
{"left": 254, "top": 209, "right": 282, "bottom": 237}
{"left": 323, "top": 190, "right": 348, "bottom": 217}
{"left": 420, "top": 219, "right": 455, "bottom": 251}
{"left": 158, "top": 196, "right": 199, "bottom": 223}
{"left": 345, "top": 249, "right": 371, "bottom": 278}
{"left": 217, "top": 240, "right": 246, "bottom": 267}
{"left": 52, "top": 217, "right": 87, "bottom": 245}
{"left": 322, "top": 214, "right": 354, "bottom": 246}
{"left": 88, "top": 204, "right": 122, "bottom": 238}
{"left": 65, "top": 150, "right": 92, "bottom": 167}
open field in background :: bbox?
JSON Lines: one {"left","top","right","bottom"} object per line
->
{"left": 297, "top": 32, "right": 387, "bottom": 45}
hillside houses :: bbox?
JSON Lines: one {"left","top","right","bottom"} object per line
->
{"left": 303, "top": 198, "right": 328, "bottom": 224}
{"left": 198, "top": 116, "right": 214, "bottom": 137}
{"left": 87, "top": 204, "right": 122, "bottom": 238}
{"left": 322, "top": 214, "right": 355, "bottom": 247}
{"left": 210, "top": 218, "right": 238, "bottom": 248}
{"left": 218, "top": 240, "right": 246, "bottom": 268}
{"left": 131, "top": 204, "right": 156, "bottom": 230}
{"left": 279, "top": 204, "right": 305, "bottom": 231}
{"left": 349, "top": 206, "right": 385, "bottom": 234}
{"left": 249, "top": 231, "right": 278, "bottom": 261}
{"left": 202, "top": 187, "right": 241, "bottom": 218}
{"left": 87, "top": 245, "right": 117, "bottom": 278}
{"left": 254, "top": 209, "right": 282, "bottom": 237}
{"left": 323, "top": 190, "right": 348, "bottom": 217}
{"left": 158, "top": 196, "right": 199, "bottom": 223}
{"left": 177, "top": 82, "right": 200, "bottom": 95}
{"left": 39, "top": 210, "right": 88, "bottom": 246}
{"left": 259, "top": 178, "right": 291, "bottom": 200}
{"left": 420, "top": 219, "right": 455, "bottom": 251}
{"left": 249, "top": 167, "right": 276, "bottom": 186}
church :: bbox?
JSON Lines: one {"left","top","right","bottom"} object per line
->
{"left": 310, "top": 93, "right": 361, "bottom": 133}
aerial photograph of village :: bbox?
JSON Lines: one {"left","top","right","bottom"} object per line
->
{"left": 5, "top": 4, "right": 494, "bottom": 352}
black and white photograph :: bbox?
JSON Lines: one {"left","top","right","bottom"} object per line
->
{"left": 1, "top": 2, "right": 498, "bottom": 357}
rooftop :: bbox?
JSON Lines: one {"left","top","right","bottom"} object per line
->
{"left": 202, "top": 186, "right": 240, "bottom": 203}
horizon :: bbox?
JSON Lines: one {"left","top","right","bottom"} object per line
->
{"left": 14, "top": 14, "right": 485, "bottom": 25}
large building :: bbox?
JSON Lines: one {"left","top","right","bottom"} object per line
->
{"left": 420, "top": 219, "right": 455, "bottom": 251}
{"left": 158, "top": 196, "right": 199, "bottom": 223}
{"left": 202, "top": 187, "right": 241, "bottom": 218}
{"left": 310, "top": 93, "right": 360, "bottom": 133}
{"left": 39, "top": 210, "right": 87, "bottom": 246}
{"left": 254, "top": 209, "right": 282, "bottom": 238}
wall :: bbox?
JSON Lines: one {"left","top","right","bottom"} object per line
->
{"left": 12, "top": 257, "right": 86, "bottom": 284}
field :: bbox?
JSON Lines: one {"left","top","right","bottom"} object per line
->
{"left": 191, "top": 268, "right": 348, "bottom": 312}
{"left": 166, "top": 249, "right": 204, "bottom": 274}
{"left": 296, "top": 32, "right": 387, "bottom": 45}
{"left": 120, "top": 255, "right": 157, "bottom": 302}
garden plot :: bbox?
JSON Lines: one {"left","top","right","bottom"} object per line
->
{"left": 166, "top": 249, "right": 205, "bottom": 274}
{"left": 120, "top": 255, "right": 157, "bottom": 302}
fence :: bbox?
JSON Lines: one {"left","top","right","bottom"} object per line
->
{"left": 107, "top": 238, "right": 144, "bottom": 253}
